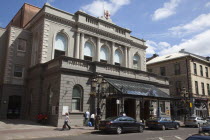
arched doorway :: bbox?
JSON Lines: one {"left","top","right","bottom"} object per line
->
{"left": 7, "top": 95, "right": 21, "bottom": 119}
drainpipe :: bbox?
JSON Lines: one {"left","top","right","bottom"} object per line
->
{"left": 185, "top": 57, "right": 191, "bottom": 116}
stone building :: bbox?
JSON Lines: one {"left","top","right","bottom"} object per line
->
{"left": 0, "top": 3, "right": 170, "bottom": 126}
{"left": 147, "top": 49, "right": 210, "bottom": 120}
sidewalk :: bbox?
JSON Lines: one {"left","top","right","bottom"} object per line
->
{"left": 0, "top": 119, "right": 96, "bottom": 140}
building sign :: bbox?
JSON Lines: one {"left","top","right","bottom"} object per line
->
{"left": 62, "top": 106, "right": 69, "bottom": 115}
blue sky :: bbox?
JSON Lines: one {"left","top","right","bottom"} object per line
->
{"left": 1, "top": 0, "right": 210, "bottom": 57}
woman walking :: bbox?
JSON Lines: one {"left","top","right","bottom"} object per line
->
{"left": 62, "top": 113, "right": 71, "bottom": 130}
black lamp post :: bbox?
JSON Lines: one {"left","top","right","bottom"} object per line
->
{"left": 181, "top": 87, "right": 190, "bottom": 120}
{"left": 91, "top": 75, "right": 107, "bottom": 130}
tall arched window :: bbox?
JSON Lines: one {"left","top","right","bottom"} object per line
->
{"left": 114, "top": 49, "right": 122, "bottom": 66}
{"left": 54, "top": 33, "right": 67, "bottom": 58}
{"left": 100, "top": 46, "right": 109, "bottom": 63}
{"left": 84, "top": 42, "right": 94, "bottom": 61}
{"left": 72, "top": 85, "right": 83, "bottom": 112}
{"left": 133, "top": 54, "right": 140, "bottom": 69}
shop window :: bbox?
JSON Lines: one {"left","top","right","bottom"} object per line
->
{"left": 17, "top": 39, "right": 26, "bottom": 52}
{"left": 133, "top": 54, "right": 140, "bottom": 70}
{"left": 14, "top": 65, "right": 24, "bottom": 78}
{"left": 160, "top": 67, "right": 166, "bottom": 76}
{"left": 72, "top": 85, "right": 83, "bottom": 112}
{"left": 159, "top": 101, "right": 165, "bottom": 114}
{"left": 84, "top": 42, "right": 94, "bottom": 61}
{"left": 54, "top": 33, "right": 67, "bottom": 58}
{"left": 114, "top": 49, "right": 122, "bottom": 66}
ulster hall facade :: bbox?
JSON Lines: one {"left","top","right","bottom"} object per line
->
{"left": 0, "top": 3, "right": 170, "bottom": 126}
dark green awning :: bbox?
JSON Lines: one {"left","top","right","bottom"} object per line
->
{"left": 105, "top": 78, "right": 171, "bottom": 99}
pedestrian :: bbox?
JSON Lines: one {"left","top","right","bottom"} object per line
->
{"left": 90, "top": 113, "right": 95, "bottom": 127}
{"left": 62, "top": 113, "right": 71, "bottom": 130}
{"left": 84, "top": 110, "right": 90, "bottom": 126}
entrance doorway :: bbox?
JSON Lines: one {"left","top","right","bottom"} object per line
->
{"left": 7, "top": 95, "right": 21, "bottom": 119}
{"left": 124, "top": 99, "right": 136, "bottom": 119}
{"left": 140, "top": 100, "right": 150, "bottom": 121}
{"left": 106, "top": 98, "right": 117, "bottom": 118}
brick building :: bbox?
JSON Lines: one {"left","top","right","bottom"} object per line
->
{"left": 0, "top": 3, "right": 170, "bottom": 126}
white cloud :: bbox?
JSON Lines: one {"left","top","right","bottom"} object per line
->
{"left": 169, "top": 13, "right": 210, "bottom": 37}
{"left": 152, "top": 0, "right": 181, "bottom": 21}
{"left": 146, "top": 40, "right": 157, "bottom": 55}
{"left": 81, "top": 0, "right": 131, "bottom": 17}
{"left": 146, "top": 41, "right": 171, "bottom": 55}
{"left": 159, "top": 30, "right": 210, "bottom": 56}
{"left": 205, "top": 2, "right": 210, "bottom": 7}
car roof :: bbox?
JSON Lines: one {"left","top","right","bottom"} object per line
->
{"left": 187, "top": 135, "right": 210, "bottom": 140}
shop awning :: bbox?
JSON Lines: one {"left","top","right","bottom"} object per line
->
{"left": 105, "top": 78, "right": 171, "bottom": 99}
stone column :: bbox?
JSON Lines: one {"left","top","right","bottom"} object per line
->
{"left": 124, "top": 46, "right": 128, "bottom": 67}
{"left": 96, "top": 38, "right": 100, "bottom": 61}
{"left": 136, "top": 99, "right": 141, "bottom": 121}
{"left": 111, "top": 42, "right": 115, "bottom": 65}
{"left": 75, "top": 32, "right": 80, "bottom": 58}
{"left": 80, "top": 33, "right": 84, "bottom": 59}
{"left": 127, "top": 47, "right": 131, "bottom": 68}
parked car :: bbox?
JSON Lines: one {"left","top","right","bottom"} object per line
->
{"left": 146, "top": 117, "right": 180, "bottom": 130}
{"left": 99, "top": 116, "right": 145, "bottom": 134}
{"left": 185, "top": 117, "right": 207, "bottom": 127}
{"left": 186, "top": 135, "right": 210, "bottom": 140}
{"left": 199, "top": 124, "right": 210, "bottom": 134}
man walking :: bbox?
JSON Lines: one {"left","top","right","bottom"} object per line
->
{"left": 62, "top": 113, "right": 71, "bottom": 130}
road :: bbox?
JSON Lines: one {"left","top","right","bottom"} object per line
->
{"left": 31, "top": 127, "right": 199, "bottom": 140}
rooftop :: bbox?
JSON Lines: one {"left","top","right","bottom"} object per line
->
{"left": 147, "top": 49, "right": 210, "bottom": 65}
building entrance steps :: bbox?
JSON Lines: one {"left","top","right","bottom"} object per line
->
{"left": 0, "top": 119, "right": 96, "bottom": 140}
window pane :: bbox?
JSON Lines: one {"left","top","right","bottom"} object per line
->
{"left": 73, "top": 86, "right": 81, "bottom": 97}
{"left": 114, "top": 50, "right": 122, "bottom": 64}
{"left": 84, "top": 42, "right": 93, "bottom": 57}
{"left": 100, "top": 46, "right": 108, "bottom": 60}
{"left": 18, "top": 39, "right": 26, "bottom": 51}
{"left": 72, "top": 99, "right": 80, "bottom": 110}
{"left": 14, "top": 66, "right": 23, "bottom": 77}
{"left": 55, "top": 34, "right": 67, "bottom": 51}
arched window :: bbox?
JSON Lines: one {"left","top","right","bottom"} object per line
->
{"left": 100, "top": 46, "right": 109, "bottom": 63}
{"left": 84, "top": 42, "right": 94, "bottom": 61}
{"left": 114, "top": 49, "right": 122, "bottom": 66}
{"left": 72, "top": 85, "right": 83, "bottom": 112}
{"left": 54, "top": 33, "right": 67, "bottom": 58}
{"left": 133, "top": 54, "right": 140, "bottom": 69}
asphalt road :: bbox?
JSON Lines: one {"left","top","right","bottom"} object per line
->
{"left": 31, "top": 127, "right": 199, "bottom": 140}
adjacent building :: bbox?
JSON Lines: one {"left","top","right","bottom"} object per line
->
{"left": 147, "top": 49, "right": 210, "bottom": 120}
{"left": 0, "top": 3, "right": 170, "bottom": 126}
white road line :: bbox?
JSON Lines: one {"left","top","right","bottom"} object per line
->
{"left": 175, "top": 136, "right": 183, "bottom": 140}
{"left": 159, "top": 137, "right": 164, "bottom": 140}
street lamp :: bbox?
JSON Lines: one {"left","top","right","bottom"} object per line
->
{"left": 181, "top": 87, "right": 190, "bottom": 120}
{"left": 91, "top": 75, "right": 108, "bottom": 129}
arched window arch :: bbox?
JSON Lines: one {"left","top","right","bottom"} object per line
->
{"left": 84, "top": 42, "right": 94, "bottom": 61}
{"left": 114, "top": 49, "right": 122, "bottom": 66}
{"left": 100, "top": 46, "right": 109, "bottom": 63}
{"left": 54, "top": 33, "right": 67, "bottom": 58}
{"left": 133, "top": 54, "right": 140, "bottom": 69}
{"left": 72, "top": 85, "right": 83, "bottom": 112}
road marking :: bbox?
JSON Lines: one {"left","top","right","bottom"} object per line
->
{"left": 175, "top": 136, "right": 183, "bottom": 140}
{"left": 159, "top": 137, "right": 164, "bottom": 140}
